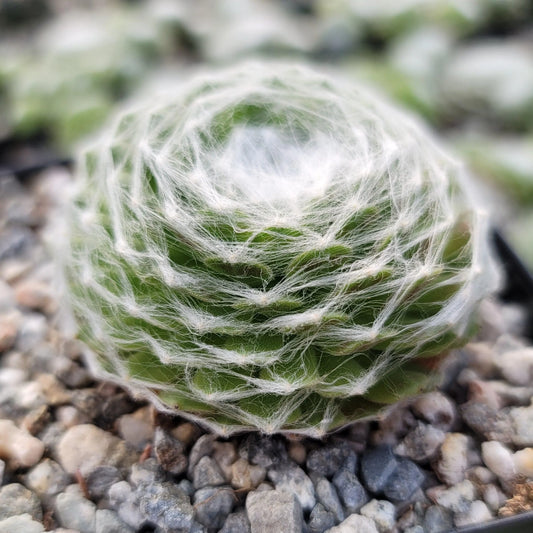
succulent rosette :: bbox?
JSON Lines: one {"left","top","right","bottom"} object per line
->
{"left": 61, "top": 63, "right": 498, "bottom": 436}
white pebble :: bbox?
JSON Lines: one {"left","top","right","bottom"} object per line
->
{"left": 411, "top": 392, "right": 456, "bottom": 430}
{"left": 496, "top": 348, "right": 533, "bottom": 386}
{"left": 0, "top": 419, "right": 45, "bottom": 468}
{"left": 326, "top": 513, "right": 379, "bottom": 533}
{"left": 512, "top": 448, "right": 533, "bottom": 478}
{"left": 454, "top": 500, "right": 492, "bottom": 528}
{"left": 481, "top": 441, "right": 516, "bottom": 480}
{"left": 0, "top": 514, "right": 45, "bottom": 533}
{"left": 430, "top": 480, "right": 477, "bottom": 513}
{"left": 437, "top": 433, "right": 469, "bottom": 485}
{"left": 482, "top": 484, "right": 507, "bottom": 512}
{"left": 510, "top": 404, "right": 533, "bottom": 446}
{"left": 360, "top": 500, "right": 396, "bottom": 533}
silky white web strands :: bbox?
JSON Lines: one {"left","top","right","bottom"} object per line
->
{"left": 58, "top": 62, "right": 499, "bottom": 437}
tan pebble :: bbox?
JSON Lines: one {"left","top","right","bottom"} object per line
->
{"left": 468, "top": 380, "right": 502, "bottom": 410}
{"left": 288, "top": 441, "right": 307, "bottom": 464}
{"left": 35, "top": 374, "right": 71, "bottom": 405}
{"left": 512, "top": 448, "right": 533, "bottom": 478}
{"left": 231, "top": 458, "right": 266, "bottom": 490}
{"left": 171, "top": 422, "right": 201, "bottom": 446}
{"left": 15, "top": 280, "right": 57, "bottom": 314}
{"left": 117, "top": 406, "right": 153, "bottom": 450}
{"left": 56, "top": 424, "right": 138, "bottom": 476}
{"left": 411, "top": 391, "right": 456, "bottom": 430}
{"left": 55, "top": 406, "right": 90, "bottom": 428}
{"left": 0, "top": 419, "right": 45, "bottom": 468}
{"left": 466, "top": 466, "right": 496, "bottom": 485}
{"left": 437, "top": 433, "right": 469, "bottom": 485}
{"left": 0, "top": 312, "right": 19, "bottom": 353}
{"left": 22, "top": 405, "right": 51, "bottom": 435}
{"left": 481, "top": 441, "right": 516, "bottom": 480}
{"left": 213, "top": 441, "right": 237, "bottom": 481}
{"left": 464, "top": 341, "right": 498, "bottom": 377}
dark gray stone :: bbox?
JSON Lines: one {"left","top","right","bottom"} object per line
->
{"left": 220, "top": 511, "right": 252, "bottom": 533}
{"left": 138, "top": 482, "right": 193, "bottom": 530}
{"left": 315, "top": 476, "right": 344, "bottom": 523}
{"left": 306, "top": 441, "right": 356, "bottom": 478}
{"left": 423, "top": 505, "right": 454, "bottom": 533}
{"left": 308, "top": 503, "right": 336, "bottom": 533}
{"left": 193, "top": 455, "right": 225, "bottom": 489}
{"left": 268, "top": 463, "right": 316, "bottom": 511}
{"left": 383, "top": 458, "right": 425, "bottom": 502}
{"left": 239, "top": 434, "right": 288, "bottom": 468}
{"left": 332, "top": 469, "right": 368, "bottom": 513}
{"left": 194, "top": 486, "right": 234, "bottom": 529}
{"left": 361, "top": 446, "right": 398, "bottom": 493}
{"left": 86, "top": 465, "right": 122, "bottom": 499}
{"left": 0, "top": 483, "right": 42, "bottom": 521}
{"left": 154, "top": 427, "right": 188, "bottom": 476}
{"left": 246, "top": 489, "right": 303, "bottom": 533}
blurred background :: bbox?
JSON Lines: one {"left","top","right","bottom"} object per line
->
{"left": 0, "top": 0, "right": 532, "bottom": 270}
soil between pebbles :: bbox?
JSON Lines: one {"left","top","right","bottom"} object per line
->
{"left": 0, "top": 169, "right": 532, "bottom": 533}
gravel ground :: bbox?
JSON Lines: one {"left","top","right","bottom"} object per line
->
{"left": 0, "top": 168, "right": 532, "bottom": 532}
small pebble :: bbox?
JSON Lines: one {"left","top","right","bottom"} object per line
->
{"left": 56, "top": 423, "right": 138, "bottom": 476}
{"left": 0, "top": 419, "right": 45, "bottom": 468}
{"left": 306, "top": 442, "right": 355, "bottom": 478}
{"left": 461, "top": 402, "right": 513, "bottom": 443}
{"left": 193, "top": 455, "right": 226, "bottom": 489}
{"left": 25, "top": 459, "right": 70, "bottom": 499}
{"left": 138, "top": 481, "right": 194, "bottom": 531}
{"left": 86, "top": 466, "right": 123, "bottom": 499}
{"left": 239, "top": 434, "right": 288, "bottom": 468}
{"left": 360, "top": 499, "right": 395, "bottom": 533}
{"left": 231, "top": 457, "right": 266, "bottom": 489}
{"left": 107, "top": 481, "right": 144, "bottom": 529}
{"left": 481, "top": 441, "right": 516, "bottom": 480}
{"left": 495, "top": 348, "right": 533, "bottom": 386}
{"left": 55, "top": 491, "right": 96, "bottom": 533}
{"left": 382, "top": 458, "right": 425, "bottom": 502}
{"left": 410, "top": 392, "right": 456, "bottom": 430}
{"left": 95, "top": 509, "right": 135, "bottom": 533}
{"left": 454, "top": 500, "right": 492, "bottom": 528}
{"left": 268, "top": 463, "right": 316, "bottom": 512}
{"left": 187, "top": 434, "right": 216, "bottom": 477}
{"left": 324, "top": 513, "right": 379, "bottom": 533}
{"left": 482, "top": 484, "right": 507, "bottom": 512}
{"left": 0, "top": 514, "right": 45, "bottom": 533}
{"left": 246, "top": 489, "right": 302, "bottom": 533}
{"left": 288, "top": 440, "right": 307, "bottom": 465}
{"left": 395, "top": 422, "right": 445, "bottom": 462}
{"left": 512, "top": 447, "right": 533, "bottom": 478}
{"left": 219, "top": 511, "right": 251, "bottom": 533}
{"left": 360, "top": 446, "right": 397, "bottom": 493}
{"left": 430, "top": 480, "right": 477, "bottom": 513}
{"left": 15, "top": 313, "right": 47, "bottom": 352}
{"left": 509, "top": 404, "right": 533, "bottom": 446}
{"left": 423, "top": 505, "right": 453, "bottom": 533}
{"left": 116, "top": 406, "right": 153, "bottom": 451}
{"left": 194, "top": 486, "right": 234, "bottom": 529}
{"left": 332, "top": 468, "right": 368, "bottom": 513}
{"left": 153, "top": 427, "right": 188, "bottom": 475}
{"left": 0, "top": 483, "right": 42, "bottom": 521}
{"left": 171, "top": 421, "right": 201, "bottom": 446}
{"left": 0, "top": 312, "right": 18, "bottom": 353}
{"left": 14, "top": 280, "right": 56, "bottom": 314}
{"left": 129, "top": 458, "right": 164, "bottom": 488}
{"left": 436, "top": 433, "right": 469, "bottom": 485}
{"left": 315, "top": 476, "right": 344, "bottom": 523}
{"left": 213, "top": 441, "right": 238, "bottom": 480}
{"left": 308, "top": 503, "right": 336, "bottom": 533}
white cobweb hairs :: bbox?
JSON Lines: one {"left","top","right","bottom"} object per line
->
{"left": 58, "top": 62, "right": 499, "bottom": 437}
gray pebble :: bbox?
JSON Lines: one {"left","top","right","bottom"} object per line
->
{"left": 193, "top": 455, "right": 226, "bottom": 489}
{"left": 0, "top": 514, "right": 44, "bottom": 533}
{"left": 187, "top": 434, "right": 216, "bottom": 477}
{"left": 268, "top": 462, "right": 316, "bottom": 512}
{"left": 55, "top": 492, "right": 96, "bottom": 533}
{"left": 138, "top": 481, "right": 194, "bottom": 530}
{"left": 395, "top": 422, "right": 445, "bottom": 462}
{"left": 423, "top": 505, "right": 454, "bottom": 533}
{"left": 246, "top": 489, "right": 303, "bottom": 533}
{"left": 332, "top": 469, "right": 368, "bottom": 513}
{"left": 129, "top": 458, "right": 164, "bottom": 488}
{"left": 315, "top": 477, "right": 344, "bottom": 523}
{"left": 178, "top": 478, "right": 195, "bottom": 497}
{"left": 0, "top": 483, "right": 42, "bottom": 521}
{"left": 454, "top": 500, "right": 493, "bottom": 528}
{"left": 306, "top": 442, "right": 356, "bottom": 478}
{"left": 239, "top": 434, "right": 288, "bottom": 468}
{"left": 15, "top": 313, "right": 47, "bottom": 353}
{"left": 360, "top": 499, "right": 396, "bottom": 533}
{"left": 382, "top": 458, "right": 425, "bottom": 502}
{"left": 95, "top": 509, "right": 135, "bottom": 533}
{"left": 509, "top": 404, "right": 533, "bottom": 446}
{"left": 461, "top": 402, "right": 513, "bottom": 443}
{"left": 219, "top": 510, "right": 251, "bottom": 533}
{"left": 194, "top": 486, "right": 234, "bottom": 529}
{"left": 361, "top": 446, "right": 398, "bottom": 493}
{"left": 431, "top": 480, "right": 477, "bottom": 513}
{"left": 0, "top": 460, "right": 4, "bottom": 486}
{"left": 309, "top": 503, "right": 336, "bottom": 533}
{"left": 107, "top": 480, "right": 145, "bottom": 529}
{"left": 86, "top": 466, "right": 122, "bottom": 499}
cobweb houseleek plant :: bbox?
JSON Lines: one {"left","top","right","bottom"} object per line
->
{"left": 60, "top": 63, "right": 498, "bottom": 437}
